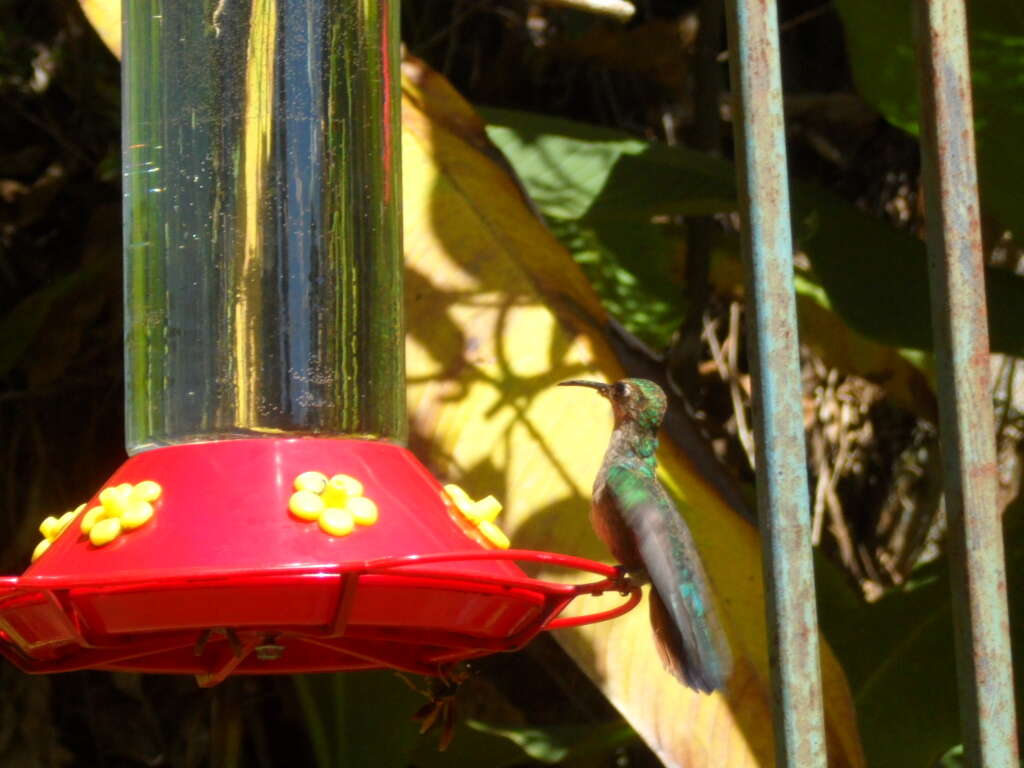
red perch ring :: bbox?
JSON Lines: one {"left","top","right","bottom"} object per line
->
{"left": 0, "top": 439, "right": 639, "bottom": 686}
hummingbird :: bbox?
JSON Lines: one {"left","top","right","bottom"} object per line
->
{"left": 560, "top": 378, "right": 731, "bottom": 693}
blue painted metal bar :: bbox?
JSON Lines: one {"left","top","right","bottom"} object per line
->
{"left": 913, "top": 1, "right": 1019, "bottom": 765}
{"left": 722, "top": 1, "right": 827, "bottom": 765}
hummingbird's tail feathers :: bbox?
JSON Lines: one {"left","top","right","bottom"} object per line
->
{"left": 650, "top": 588, "right": 730, "bottom": 693}
{"left": 629, "top": 499, "right": 732, "bottom": 694}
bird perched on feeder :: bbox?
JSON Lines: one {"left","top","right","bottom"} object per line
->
{"left": 560, "top": 378, "right": 731, "bottom": 693}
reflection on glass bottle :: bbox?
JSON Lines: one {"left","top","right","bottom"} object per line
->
{"left": 123, "top": 0, "right": 403, "bottom": 454}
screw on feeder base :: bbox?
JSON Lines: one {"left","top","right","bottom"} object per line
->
{"left": 254, "top": 637, "right": 285, "bottom": 661}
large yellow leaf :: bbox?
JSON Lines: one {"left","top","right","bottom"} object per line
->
{"left": 82, "top": 9, "right": 864, "bottom": 765}
{"left": 400, "top": 60, "right": 864, "bottom": 768}
{"left": 78, "top": 0, "right": 121, "bottom": 58}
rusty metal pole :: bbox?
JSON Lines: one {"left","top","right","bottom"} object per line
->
{"left": 914, "top": 1, "right": 1019, "bottom": 765}
{"left": 723, "top": 1, "right": 827, "bottom": 765}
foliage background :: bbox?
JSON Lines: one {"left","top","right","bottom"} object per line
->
{"left": 1, "top": 1, "right": 1023, "bottom": 766}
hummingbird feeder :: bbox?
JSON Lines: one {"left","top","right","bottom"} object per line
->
{"left": 0, "top": 1, "right": 638, "bottom": 685}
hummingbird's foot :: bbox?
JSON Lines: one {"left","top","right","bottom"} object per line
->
{"left": 612, "top": 565, "right": 649, "bottom": 595}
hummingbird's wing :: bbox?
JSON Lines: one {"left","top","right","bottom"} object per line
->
{"left": 606, "top": 463, "right": 732, "bottom": 693}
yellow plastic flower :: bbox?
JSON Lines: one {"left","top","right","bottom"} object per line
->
{"left": 442, "top": 484, "right": 510, "bottom": 549}
{"left": 32, "top": 481, "right": 160, "bottom": 565}
{"left": 288, "top": 472, "right": 377, "bottom": 537}
{"left": 31, "top": 503, "right": 86, "bottom": 562}
{"left": 81, "top": 480, "right": 162, "bottom": 548}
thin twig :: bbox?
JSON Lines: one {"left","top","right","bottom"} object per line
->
{"left": 812, "top": 451, "right": 829, "bottom": 545}
{"left": 703, "top": 307, "right": 756, "bottom": 470}
{"left": 726, "top": 302, "right": 756, "bottom": 464}
{"left": 825, "top": 474, "right": 857, "bottom": 575}
{"left": 996, "top": 356, "right": 1018, "bottom": 439}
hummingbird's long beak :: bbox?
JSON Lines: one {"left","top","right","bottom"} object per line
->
{"left": 559, "top": 379, "right": 610, "bottom": 396}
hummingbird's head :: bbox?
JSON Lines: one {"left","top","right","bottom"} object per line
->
{"left": 559, "top": 377, "right": 667, "bottom": 431}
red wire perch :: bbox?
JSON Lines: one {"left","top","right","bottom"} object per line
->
{"left": 0, "top": 440, "right": 645, "bottom": 681}
{"left": 367, "top": 548, "right": 644, "bottom": 630}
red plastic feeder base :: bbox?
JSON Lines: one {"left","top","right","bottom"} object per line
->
{"left": 0, "top": 439, "right": 639, "bottom": 685}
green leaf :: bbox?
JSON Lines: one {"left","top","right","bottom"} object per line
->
{"left": 484, "top": 108, "right": 734, "bottom": 347}
{"left": 835, "top": 0, "right": 1024, "bottom": 235}
{"left": 484, "top": 109, "right": 736, "bottom": 221}
{"left": 292, "top": 671, "right": 423, "bottom": 768}
{"left": 410, "top": 721, "right": 536, "bottom": 768}
{"left": 483, "top": 108, "right": 1024, "bottom": 360}
{"left": 484, "top": 121, "right": 637, "bottom": 220}
{"left": 466, "top": 718, "right": 637, "bottom": 764}
{"left": 815, "top": 497, "right": 1024, "bottom": 767}
{"left": 546, "top": 219, "right": 683, "bottom": 348}
{"left": 938, "top": 745, "right": 965, "bottom": 767}
{"left": 816, "top": 557, "right": 960, "bottom": 767}
{"left": 412, "top": 717, "right": 636, "bottom": 767}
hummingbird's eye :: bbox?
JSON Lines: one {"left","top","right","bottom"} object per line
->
{"left": 612, "top": 381, "right": 628, "bottom": 398}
